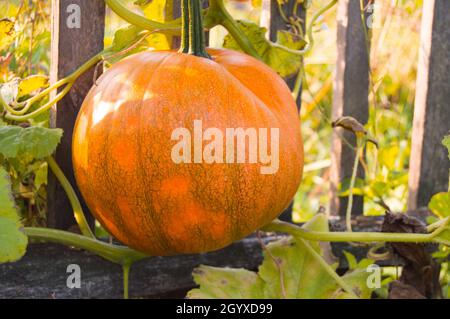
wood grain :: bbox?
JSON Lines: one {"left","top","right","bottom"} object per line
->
{"left": 408, "top": 0, "right": 450, "bottom": 209}
{"left": 47, "top": 0, "right": 105, "bottom": 230}
{"left": 330, "top": 0, "right": 371, "bottom": 217}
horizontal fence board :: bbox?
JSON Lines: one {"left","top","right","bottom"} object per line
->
{"left": 0, "top": 216, "right": 418, "bottom": 299}
{"left": 0, "top": 236, "right": 272, "bottom": 299}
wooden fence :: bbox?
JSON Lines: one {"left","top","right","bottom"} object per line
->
{"left": 0, "top": 0, "right": 449, "bottom": 298}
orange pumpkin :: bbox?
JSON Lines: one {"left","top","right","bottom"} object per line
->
{"left": 72, "top": 1, "right": 303, "bottom": 255}
{"left": 72, "top": 48, "right": 303, "bottom": 255}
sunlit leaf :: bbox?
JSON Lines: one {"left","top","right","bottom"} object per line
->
{"left": 18, "top": 75, "right": 49, "bottom": 98}
{"left": 378, "top": 145, "right": 399, "bottom": 170}
{"left": 188, "top": 214, "right": 374, "bottom": 299}
{"left": 0, "top": 167, "right": 28, "bottom": 263}
{"left": 338, "top": 177, "right": 365, "bottom": 197}
{"left": 188, "top": 266, "right": 265, "bottom": 299}
{"left": 251, "top": 0, "right": 262, "bottom": 8}
{"left": 0, "top": 18, "right": 15, "bottom": 51}
{"left": 111, "top": 24, "right": 145, "bottom": 53}
{"left": 140, "top": 0, "right": 171, "bottom": 50}
{"left": 223, "top": 20, "right": 306, "bottom": 77}
{"left": 429, "top": 192, "right": 450, "bottom": 219}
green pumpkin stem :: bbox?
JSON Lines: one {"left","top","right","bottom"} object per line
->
{"left": 179, "top": 0, "right": 210, "bottom": 58}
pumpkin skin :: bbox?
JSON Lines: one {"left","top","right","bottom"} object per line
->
{"left": 72, "top": 48, "right": 303, "bottom": 256}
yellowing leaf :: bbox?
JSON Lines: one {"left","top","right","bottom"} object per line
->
{"left": 429, "top": 192, "right": 450, "bottom": 219}
{"left": 188, "top": 266, "right": 265, "bottom": 299}
{"left": 140, "top": 0, "right": 171, "bottom": 50}
{"left": 188, "top": 214, "right": 375, "bottom": 299}
{"left": 0, "top": 19, "right": 15, "bottom": 51}
{"left": 223, "top": 20, "right": 306, "bottom": 77}
{"left": 18, "top": 75, "right": 49, "bottom": 98}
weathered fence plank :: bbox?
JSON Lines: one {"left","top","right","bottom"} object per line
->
{"left": 262, "top": 0, "right": 305, "bottom": 221}
{"left": 0, "top": 237, "right": 270, "bottom": 299}
{"left": 408, "top": 0, "right": 450, "bottom": 209}
{"left": 330, "top": 0, "right": 371, "bottom": 218}
{"left": 0, "top": 215, "right": 406, "bottom": 298}
{"left": 266, "top": 0, "right": 305, "bottom": 108}
{"left": 47, "top": 0, "right": 105, "bottom": 230}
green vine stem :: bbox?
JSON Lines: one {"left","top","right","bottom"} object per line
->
{"left": 345, "top": 137, "right": 364, "bottom": 232}
{"left": 179, "top": 0, "right": 190, "bottom": 53}
{"left": 275, "top": 0, "right": 338, "bottom": 57}
{"left": 104, "top": 0, "right": 181, "bottom": 35}
{"left": 5, "top": 52, "right": 104, "bottom": 121}
{"left": 46, "top": 156, "right": 95, "bottom": 238}
{"left": 123, "top": 263, "right": 131, "bottom": 299}
{"left": 24, "top": 227, "right": 147, "bottom": 265}
{"left": 181, "top": 0, "right": 210, "bottom": 58}
{"left": 208, "top": 0, "right": 260, "bottom": 59}
{"left": 299, "top": 238, "right": 358, "bottom": 298}
{"left": 263, "top": 218, "right": 450, "bottom": 245}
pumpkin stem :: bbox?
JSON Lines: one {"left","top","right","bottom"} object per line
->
{"left": 179, "top": 0, "right": 211, "bottom": 58}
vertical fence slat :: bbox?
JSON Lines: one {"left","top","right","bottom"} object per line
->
{"left": 268, "top": 0, "right": 305, "bottom": 107}
{"left": 330, "top": 0, "right": 370, "bottom": 218}
{"left": 47, "top": 0, "right": 105, "bottom": 230}
{"left": 263, "top": 0, "right": 305, "bottom": 221}
{"left": 408, "top": 0, "right": 450, "bottom": 210}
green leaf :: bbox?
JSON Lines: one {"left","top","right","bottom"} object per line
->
{"left": 18, "top": 75, "right": 49, "bottom": 98}
{"left": 338, "top": 177, "right": 365, "bottom": 197}
{"left": 0, "top": 167, "right": 28, "bottom": 263}
{"left": 223, "top": 20, "right": 306, "bottom": 77}
{"left": 429, "top": 192, "right": 450, "bottom": 219}
{"left": 378, "top": 145, "right": 399, "bottom": 170}
{"left": 188, "top": 214, "right": 375, "bottom": 299}
{"left": 34, "top": 162, "right": 48, "bottom": 189}
{"left": 187, "top": 266, "right": 265, "bottom": 299}
{"left": 0, "top": 126, "right": 63, "bottom": 161}
{"left": 111, "top": 24, "right": 144, "bottom": 53}
{"left": 443, "top": 135, "right": 450, "bottom": 160}
{"left": 428, "top": 191, "right": 450, "bottom": 245}
{"left": 0, "top": 18, "right": 15, "bottom": 51}
{"left": 343, "top": 251, "right": 358, "bottom": 269}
